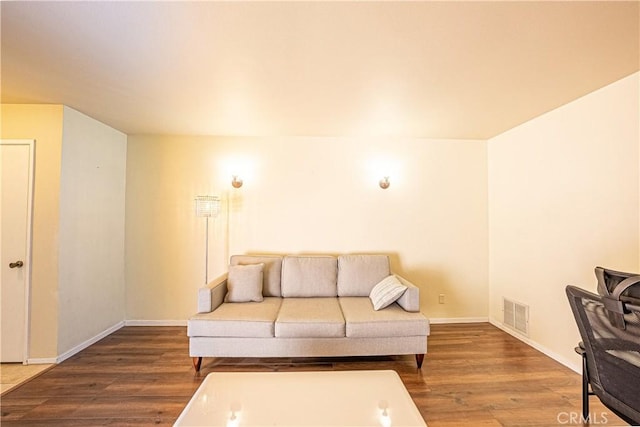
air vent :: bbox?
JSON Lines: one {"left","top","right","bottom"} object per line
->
{"left": 503, "top": 298, "right": 529, "bottom": 336}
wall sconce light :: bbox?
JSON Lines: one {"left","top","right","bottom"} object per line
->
{"left": 231, "top": 175, "right": 243, "bottom": 188}
{"left": 379, "top": 176, "right": 390, "bottom": 189}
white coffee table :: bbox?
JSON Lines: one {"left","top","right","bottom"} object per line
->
{"left": 174, "top": 370, "right": 427, "bottom": 427}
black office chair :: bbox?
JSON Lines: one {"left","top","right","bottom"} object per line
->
{"left": 566, "top": 284, "right": 640, "bottom": 425}
{"left": 573, "top": 267, "right": 640, "bottom": 422}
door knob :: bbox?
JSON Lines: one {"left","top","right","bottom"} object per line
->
{"left": 9, "top": 261, "right": 23, "bottom": 268}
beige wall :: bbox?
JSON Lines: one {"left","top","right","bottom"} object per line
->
{"left": 1, "top": 104, "right": 64, "bottom": 359}
{"left": 125, "top": 135, "right": 488, "bottom": 321}
{"left": 58, "top": 107, "right": 127, "bottom": 355}
{"left": 488, "top": 72, "right": 640, "bottom": 370}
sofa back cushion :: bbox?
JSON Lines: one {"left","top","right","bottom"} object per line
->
{"left": 281, "top": 256, "right": 338, "bottom": 297}
{"left": 230, "top": 255, "right": 283, "bottom": 297}
{"left": 337, "top": 254, "right": 391, "bottom": 297}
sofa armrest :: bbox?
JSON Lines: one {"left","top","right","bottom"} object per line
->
{"left": 197, "top": 273, "right": 228, "bottom": 313}
{"left": 395, "top": 275, "right": 420, "bottom": 312}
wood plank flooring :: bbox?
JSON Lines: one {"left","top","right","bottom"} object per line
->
{"left": 0, "top": 323, "right": 626, "bottom": 426}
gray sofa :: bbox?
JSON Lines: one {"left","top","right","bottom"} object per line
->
{"left": 188, "top": 254, "right": 430, "bottom": 371}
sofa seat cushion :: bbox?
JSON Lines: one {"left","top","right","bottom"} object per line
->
{"left": 275, "top": 298, "right": 345, "bottom": 338}
{"left": 339, "top": 297, "right": 430, "bottom": 338}
{"left": 188, "top": 297, "right": 282, "bottom": 338}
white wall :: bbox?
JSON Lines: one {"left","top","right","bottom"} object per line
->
{"left": 57, "top": 107, "right": 127, "bottom": 355}
{"left": 125, "top": 136, "right": 488, "bottom": 322}
{"left": 488, "top": 72, "right": 640, "bottom": 370}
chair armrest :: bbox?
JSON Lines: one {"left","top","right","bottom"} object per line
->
{"left": 197, "top": 273, "right": 228, "bottom": 313}
{"left": 395, "top": 274, "right": 421, "bottom": 312}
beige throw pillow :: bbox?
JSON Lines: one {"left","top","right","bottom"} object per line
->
{"left": 369, "top": 275, "right": 407, "bottom": 310}
{"left": 225, "top": 263, "right": 264, "bottom": 303}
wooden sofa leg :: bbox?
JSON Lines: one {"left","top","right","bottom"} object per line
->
{"left": 192, "top": 357, "right": 202, "bottom": 372}
{"left": 415, "top": 354, "right": 425, "bottom": 369}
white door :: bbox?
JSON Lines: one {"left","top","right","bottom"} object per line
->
{"left": 0, "top": 140, "right": 34, "bottom": 363}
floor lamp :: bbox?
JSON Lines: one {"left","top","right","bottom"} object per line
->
{"left": 195, "top": 195, "right": 221, "bottom": 285}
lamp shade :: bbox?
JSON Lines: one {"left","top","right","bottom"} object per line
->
{"left": 195, "top": 195, "right": 221, "bottom": 218}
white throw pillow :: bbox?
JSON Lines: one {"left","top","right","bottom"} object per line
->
{"left": 225, "top": 263, "right": 264, "bottom": 303}
{"left": 369, "top": 275, "right": 407, "bottom": 310}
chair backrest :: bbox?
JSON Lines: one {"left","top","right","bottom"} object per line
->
{"left": 566, "top": 285, "right": 640, "bottom": 425}
{"left": 596, "top": 267, "right": 635, "bottom": 295}
{"left": 594, "top": 267, "right": 640, "bottom": 329}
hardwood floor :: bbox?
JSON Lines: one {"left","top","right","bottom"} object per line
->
{"left": 0, "top": 323, "right": 625, "bottom": 426}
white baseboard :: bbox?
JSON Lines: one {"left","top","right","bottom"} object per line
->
{"left": 489, "top": 319, "right": 580, "bottom": 374}
{"left": 54, "top": 321, "right": 125, "bottom": 364}
{"left": 124, "top": 320, "right": 187, "bottom": 326}
{"left": 429, "top": 317, "right": 489, "bottom": 324}
{"left": 26, "top": 357, "right": 57, "bottom": 365}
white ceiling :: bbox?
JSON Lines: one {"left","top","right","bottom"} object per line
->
{"left": 1, "top": 1, "right": 638, "bottom": 139}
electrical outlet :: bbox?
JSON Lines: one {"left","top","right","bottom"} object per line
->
{"left": 438, "top": 294, "right": 445, "bottom": 304}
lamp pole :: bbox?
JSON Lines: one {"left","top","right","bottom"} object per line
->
{"left": 204, "top": 215, "right": 209, "bottom": 285}
{"left": 195, "top": 195, "right": 220, "bottom": 286}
